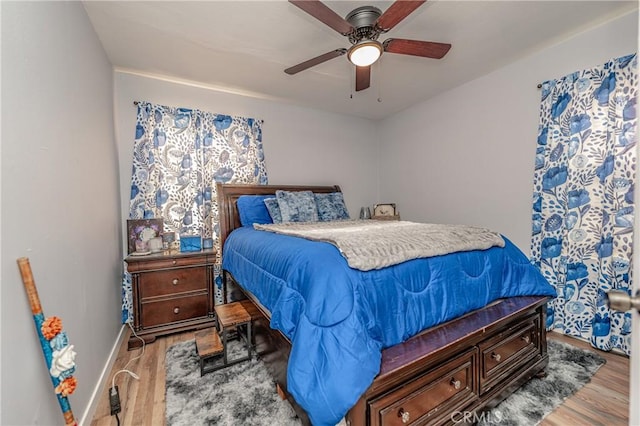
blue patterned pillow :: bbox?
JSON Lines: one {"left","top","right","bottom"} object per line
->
{"left": 315, "top": 192, "right": 350, "bottom": 221}
{"left": 263, "top": 198, "right": 283, "bottom": 223}
{"left": 237, "top": 195, "right": 273, "bottom": 226}
{"left": 275, "top": 190, "right": 319, "bottom": 223}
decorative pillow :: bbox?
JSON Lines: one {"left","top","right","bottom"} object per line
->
{"left": 263, "top": 198, "right": 283, "bottom": 224}
{"left": 275, "top": 190, "right": 319, "bottom": 223}
{"left": 237, "top": 195, "right": 273, "bottom": 227}
{"left": 315, "top": 192, "right": 350, "bottom": 221}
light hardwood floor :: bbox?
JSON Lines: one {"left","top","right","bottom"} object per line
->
{"left": 90, "top": 330, "right": 630, "bottom": 426}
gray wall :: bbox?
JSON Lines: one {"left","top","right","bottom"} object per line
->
{"left": 378, "top": 10, "right": 638, "bottom": 253}
{"left": 1, "top": 2, "right": 122, "bottom": 424}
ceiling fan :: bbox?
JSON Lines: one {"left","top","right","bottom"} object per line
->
{"left": 285, "top": 0, "right": 451, "bottom": 92}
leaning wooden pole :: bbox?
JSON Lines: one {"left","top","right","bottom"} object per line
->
{"left": 17, "top": 257, "right": 77, "bottom": 426}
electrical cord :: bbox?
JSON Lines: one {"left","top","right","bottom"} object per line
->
{"left": 110, "top": 322, "right": 145, "bottom": 423}
{"left": 111, "top": 322, "right": 145, "bottom": 390}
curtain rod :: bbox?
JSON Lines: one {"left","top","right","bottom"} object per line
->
{"left": 132, "top": 101, "right": 265, "bottom": 123}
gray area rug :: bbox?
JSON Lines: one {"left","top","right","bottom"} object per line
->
{"left": 165, "top": 339, "right": 299, "bottom": 426}
{"left": 165, "top": 338, "right": 605, "bottom": 426}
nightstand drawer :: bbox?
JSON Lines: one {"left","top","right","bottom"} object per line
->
{"left": 139, "top": 266, "right": 207, "bottom": 298}
{"left": 126, "top": 254, "right": 210, "bottom": 273}
{"left": 369, "top": 348, "right": 478, "bottom": 426}
{"left": 140, "top": 294, "right": 209, "bottom": 328}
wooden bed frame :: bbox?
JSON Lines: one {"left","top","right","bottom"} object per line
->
{"left": 217, "top": 183, "right": 549, "bottom": 426}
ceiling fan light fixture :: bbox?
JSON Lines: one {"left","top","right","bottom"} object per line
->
{"left": 348, "top": 40, "right": 383, "bottom": 67}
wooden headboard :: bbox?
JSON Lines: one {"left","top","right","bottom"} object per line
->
{"left": 216, "top": 183, "right": 342, "bottom": 251}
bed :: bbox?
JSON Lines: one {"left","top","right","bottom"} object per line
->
{"left": 217, "top": 183, "right": 556, "bottom": 426}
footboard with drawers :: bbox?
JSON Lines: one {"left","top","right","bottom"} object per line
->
{"left": 347, "top": 296, "right": 548, "bottom": 426}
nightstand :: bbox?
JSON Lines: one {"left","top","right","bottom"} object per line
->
{"left": 125, "top": 249, "right": 217, "bottom": 349}
{"left": 372, "top": 215, "right": 401, "bottom": 221}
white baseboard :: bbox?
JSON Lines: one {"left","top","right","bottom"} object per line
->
{"left": 79, "top": 324, "right": 127, "bottom": 426}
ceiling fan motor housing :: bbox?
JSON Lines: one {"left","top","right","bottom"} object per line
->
{"left": 346, "top": 6, "right": 382, "bottom": 43}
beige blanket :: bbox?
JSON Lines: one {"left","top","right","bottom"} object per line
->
{"left": 254, "top": 220, "right": 505, "bottom": 271}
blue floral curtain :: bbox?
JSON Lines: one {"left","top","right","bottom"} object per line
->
{"left": 531, "top": 54, "right": 636, "bottom": 355}
{"left": 122, "top": 102, "right": 267, "bottom": 323}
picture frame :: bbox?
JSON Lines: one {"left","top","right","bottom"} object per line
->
{"left": 127, "top": 218, "right": 164, "bottom": 254}
{"left": 373, "top": 203, "right": 396, "bottom": 217}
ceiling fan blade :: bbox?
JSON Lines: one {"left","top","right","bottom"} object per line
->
{"left": 376, "top": 1, "right": 426, "bottom": 31}
{"left": 289, "top": 0, "right": 354, "bottom": 35}
{"left": 285, "top": 49, "right": 347, "bottom": 75}
{"left": 383, "top": 38, "right": 451, "bottom": 59}
{"left": 355, "top": 66, "right": 371, "bottom": 92}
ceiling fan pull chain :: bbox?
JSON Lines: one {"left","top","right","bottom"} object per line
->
{"left": 350, "top": 65, "right": 354, "bottom": 99}
{"left": 377, "top": 57, "right": 383, "bottom": 103}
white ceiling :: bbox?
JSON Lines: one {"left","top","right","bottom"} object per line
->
{"left": 83, "top": 1, "right": 638, "bottom": 120}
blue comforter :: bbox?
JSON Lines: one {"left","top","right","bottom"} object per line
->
{"left": 222, "top": 227, "right": 555, "bottom": 425}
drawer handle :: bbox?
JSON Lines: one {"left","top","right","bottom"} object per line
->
{"left": 397, "top": 408, "right": 410, "bottom": 424}
{"left": 172, "top": 278, "right": 179, "bottom": 285}
{"left": 173, "top": 307, "right": 180, "bottom": 314}
{"left": 521, "top": 335, "right": 531, "bottom": 344}
{"left": 172, "top": 259, "right": 177, "bottom": 265}
{"left": 450, "top": 378, "right": 461, "bottom": 390}
{"left": 491, "top": 352, "right": 502, "bottom": 362}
